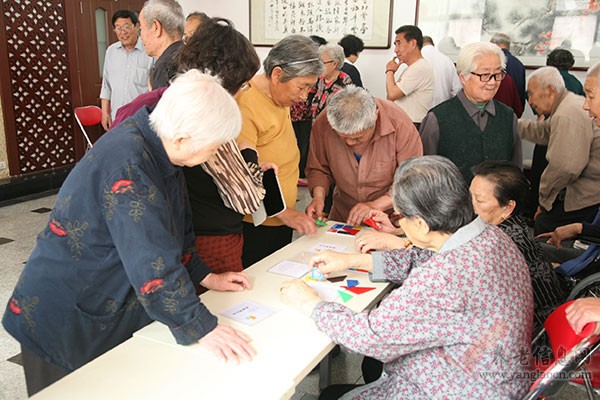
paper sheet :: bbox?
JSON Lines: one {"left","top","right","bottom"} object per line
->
{"left": 307, "top": 242, "right": 347, "bottom": 253}
{"left": 268, "top": 260, "right": 310, "bottom": 278}
{"left": 220, "top": 300, "right": 275, "bottom": 326}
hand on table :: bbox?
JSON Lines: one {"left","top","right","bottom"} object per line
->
{"left": 279, "top": 208, "right": 317, "bottom": 235}
{"left": 200, "top": 272, "right": 251, "bottom": 292}
{"left": 305, "top": 198, "right": 325, "bottom": 222}
{"left": 346, "top": 202, "right": 373, "bottom": 226}
{"left": 566, "top": 298, "right": 600, "bottom": 335}
{"left": 355, "top": 231, "right": 410, "bottom": 253}
{"left": 199, "top": 324, "right": 256, "bottom": 363}
{"left": 536, "top": 223, "right": 583, "bottom": 249}
{"left": 280, "top": 279, "right": 321, "bottom": 315}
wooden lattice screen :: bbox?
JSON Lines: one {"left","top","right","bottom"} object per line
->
{"left": 2, "top": 0, "right": 76, "bottom": 174}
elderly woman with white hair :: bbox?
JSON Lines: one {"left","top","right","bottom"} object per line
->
{"left": 420, "top": 41, "right": 522, "bottom": 182}
{"left": 282, "top": 156, "right": 533, "bottom": 399}
{"left": 237, "top": 35, "right": 324, "bottom": 267}
{"left": 309, "top": 43, "right": 354, "bottom": 120}
{"left": 2, "top": 71, "right": 255, "bottom": 396}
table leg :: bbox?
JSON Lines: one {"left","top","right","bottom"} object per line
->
{"left": 319, "top": 352, "right": 332, "bottom": 390}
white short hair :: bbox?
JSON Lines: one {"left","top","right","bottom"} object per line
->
{"left": 457, "top": 42, "right": 506, "bottom": 79}
{"left": 150, "top": 70, "right": 241, "bottom": 152}
{"left": 588, "top": 61, "right": 600, "bottom": 81}
{"left": 529, "top": 66, "right": 565, "bottom": 92}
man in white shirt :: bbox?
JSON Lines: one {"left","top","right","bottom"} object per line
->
{"left": 421, "top": 36, "right": 462, "bottom": 107}
{"left": 99, "top": 9, "right": 153, "bottom": 131}
{"left": 385, "top": 25, "right": 434, "bottom": 127}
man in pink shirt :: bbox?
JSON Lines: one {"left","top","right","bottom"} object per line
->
{"left": 305, "top": 86, "right": 423, "bottom": 225}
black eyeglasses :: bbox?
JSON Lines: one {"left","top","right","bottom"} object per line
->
{"left": 470, "top": 70, "right": 507, "bottom": 82}
{"left": 322, "top": 60, "right": 335, "bottom": 65}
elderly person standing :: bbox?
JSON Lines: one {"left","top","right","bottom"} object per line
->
{"left": 309, "top": 43, "right": 353, "bottom": 120}
{"left": 140, "top": 0, "right": 184, "bottom": 89}
{"left": 305, "top": 86, "right": 422, "bottom": 225}
{"left": 237, "top": 35, "right": 322, "bottom": 267}
{"left": 385, "top": 25, "right": 434, "bottom": 128}
{"left": 520, "top": 66, "right": 600, "bottom": 235}
{"left": 420, "top": 41, "right": 522, "bottom": 182}
{"left": 282, "top": 156, "right": 533, "bottom": 399}
{"left": 100, "top": 9, "right": 153, "bottom": 131}
{"left": 2, "top": 71, "right": 255, "bottom": 396}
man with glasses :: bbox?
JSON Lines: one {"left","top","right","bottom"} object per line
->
{"left": 420, "top": 41, "right": 522, "bottom": 182}
{"left": 519, "top": 66, "right": 600, "bottom": 235}
{"left": 99, "top": 9, "right": 153, "bottom": 130}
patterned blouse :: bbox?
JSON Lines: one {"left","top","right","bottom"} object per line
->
{"left": 308, "top": 70, "right": 353, "bottom": 120}
{"left": 499, "top": 215, "right": 567, "bottom": 334}
{"left": 312, "top": 218, "right": 534, "bottom": 399}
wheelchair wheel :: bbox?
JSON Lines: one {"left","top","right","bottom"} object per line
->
{"left": 567, "top": 272, "right": 600, "bottom": 301}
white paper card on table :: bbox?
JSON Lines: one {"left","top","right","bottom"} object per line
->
{"left": 268, "top": 260, "right": 310, "bottom": 278}
{"left": 220, "top": 300, "right": 275, "bottom": 326}
{"left": 307, "top": 242, "right": 347, "bottom": 253}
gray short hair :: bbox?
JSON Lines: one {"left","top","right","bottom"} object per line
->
{"left": 150, "top": 70, "right": 241, "bottom": 152}
{"left": 142, "top": 0, "right": 184, "bottom": 39}
{"left": 490, "top": 33, "right": 511, "bottom": 48}
{"left": 320, "top": 44, "right": 345, "bottom": 71}
{"left": 457, "top": 42, "right": 506, "bottom": 79}
{"left": 326, "top": 86, "right": 377, "bottom": 135}
{"left": 263, "top": 35, "right": 324, "bottom": 81}
{"left": 529, "top": 66, "right": 565, "bottom": 92}
{"left": 392, "top": 156, "right": 474, "bottom": 233}
{"left": 588, "top": 61, "right": 600, "bottom": 81}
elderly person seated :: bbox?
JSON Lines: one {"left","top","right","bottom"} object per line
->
{"left": 420, "top": 41, "right": 522, "bottom": 182}
{"left": 282, "top": 156, "right": 533, "bottom": 399}
{"left": 519, "top": 66, "right": 600, "bottom": 236}
{"left": 305, "top": 86, "right": 422, "bottom": 226}
{"left": 469, "top": 160, "right": 567, "bottom": 334}
{"left": 237, "top": 35, "right": 323, "bottom": 267}
{"left": 2, "top": 71, "right": 255, "bottom": 396}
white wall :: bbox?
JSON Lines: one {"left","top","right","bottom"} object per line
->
{"left": 179, "top": 0, "right": 591, "bottom": 163}
{"left": 179, "top": 0, "right": 418, "bottom": 99}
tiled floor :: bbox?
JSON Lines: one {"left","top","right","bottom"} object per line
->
{"left": 0, "top": 189, "right": 593, "bottom": 399}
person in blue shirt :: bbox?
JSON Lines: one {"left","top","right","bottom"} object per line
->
{"left": 2, "top": 70, "right": 256, "bottom": 396}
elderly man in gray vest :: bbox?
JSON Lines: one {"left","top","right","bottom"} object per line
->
{"left": 420, "top": 41, "right": 522, "bottom": 181}
{"left": 520, "top": 66, "right": 600, "bottom": 235}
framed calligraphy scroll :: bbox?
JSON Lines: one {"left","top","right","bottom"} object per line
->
{"left": 249, "top": 0, "right": 393, "bottom": 48}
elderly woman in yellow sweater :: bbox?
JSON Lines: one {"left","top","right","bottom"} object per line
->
{"left": 237, "top": 35, "right": 324, "bottom": 267}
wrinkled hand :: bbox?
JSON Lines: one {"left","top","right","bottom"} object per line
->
{"left": 305, "top": 198, "right": 325, "bottom": 221}
{"left": 101, "top": 111, "right": 112, "bottom": 131}
{"left": 200, "top": 272, "right": 251, "bottom": 292}
{"left": 355, "top": 231, "right": 409, "bottom": 253}
{"left": 279, "top": 208, "right": 317, "bottom": 235}
{"left": 365, "top": 210, "right": 404, "bottom": 234}
{"left": 385, "top": 57, "right": 399, "bottom": 72}
{"left": 566, "top": 298, "right": 600, "bottom": 335}
{"left": 198, "top": 324, "right": 256, "bottom": 364}
{"left": 309, "top": 250, "right": 354, "bottom": 274}
{"left": 536, "top": 223, "right": 582, "bottom": 249}
{"left": 259, "top": 162, "right": 279, "bottom": 175}
{"left": 347, "top": 203, "right": 373, "bottom": 226}
{"left": 280, "top": 279, "right": 321, "bottom": 315}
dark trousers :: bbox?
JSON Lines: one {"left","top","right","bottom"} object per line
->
{"left": 318, "top": 384, "right": 361, "bottom": 400}
{"left": 534, "top": 198, "right": 600, "bottom": 236}
{"left": 293, "top": 120, "right": 312, "bottom": 179}
{"left": 21, "top": 345, "right": 69, "bottom": 396}
{"left": 242, "top": 222, "right": 293, "bottom": 268}
{"left": 523, "top": 144, "right": 549, "bottom": 219}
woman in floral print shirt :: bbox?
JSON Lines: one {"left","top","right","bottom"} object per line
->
{"left": 281, "top": 156, "right": 534, "bottom": 399}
